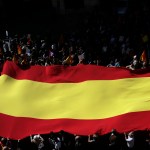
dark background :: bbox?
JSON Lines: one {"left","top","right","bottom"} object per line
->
{"left": 0, "top": 0, "right": 149, "bottom": 37}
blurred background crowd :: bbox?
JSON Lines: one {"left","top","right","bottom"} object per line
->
{"left": 0, "top": 0, "right": 149, "bottom": 71}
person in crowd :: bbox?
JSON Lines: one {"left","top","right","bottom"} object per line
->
{"left": 124, "top": 131, "right": 135, "bottom": 150}
{"left": 141, "top": 61, "right": 147, "bottom": 69}
{"left": 114, "top": 59, "right": 120, "bottom": 67}
{"left": 54, "top": 137, "right": 62, "bottom": 150}
{"left": 30, "top": 134, "right": 45, "bottom": 150}
{"left": 126, "top": 55, "right": 140, "bottom": 70}
{"left": 74, "top": 135, "right": 86, "bottom": 150}
{"left": 108, "top": 129, "right": 121, "bottom": 150}
{"left": 0, "top": 138, "right": 12, "bottom": 150}
{"left": 88, "top": 133, "right": 104, "bottom": 150}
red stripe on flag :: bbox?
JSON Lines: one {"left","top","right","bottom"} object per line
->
{"left": 2, "top": 61, "right": 150, "bottom": 83}
{"left": 0, "top": 111, "right": 150, "bottom": 140}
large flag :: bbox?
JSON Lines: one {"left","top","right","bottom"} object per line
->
{"left": 0, "top": 61, "right": 150, "bottom": 140}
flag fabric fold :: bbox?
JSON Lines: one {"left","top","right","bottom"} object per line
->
{"left": 0, "top": 61, "right": 150, "bottom": 140}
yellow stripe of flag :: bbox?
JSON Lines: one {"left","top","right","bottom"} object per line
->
{"left": 0, "top": 75, "right": 150, "bottom": 119}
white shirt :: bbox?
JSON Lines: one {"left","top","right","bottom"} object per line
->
{"left": 126, "top": 136, "right": 134, "bottom": 148}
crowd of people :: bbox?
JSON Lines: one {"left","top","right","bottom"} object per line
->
{"left": 0, "top": 130, "right": 150, "bottom": 150}
{"left": 0, "top": 4, "right": 149, "bottom": 71}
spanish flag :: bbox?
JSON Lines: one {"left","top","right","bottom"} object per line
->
{"left": 12, "top": 54, "right": 18, "bottom": 65}
{"left": 17, "top": 45, "right": 22, "bottom": 55}
{"left": 62, "top": 55, "right": 73, "bottom": 65}
{"left": 0, "top": 61, "right": 150, "bottom": 140}
{"left": 140, "top": 50, "right": 147, "bottom": 62}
